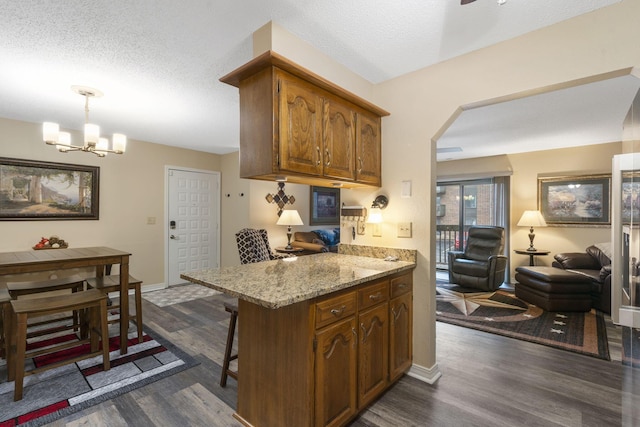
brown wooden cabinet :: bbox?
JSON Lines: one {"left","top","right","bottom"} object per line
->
{"left": 236, "top": 269, "right": 412, "bottom": 427}
{"left": 315, "top": 316, "right": 358, "bottom": 427}
{"left": 220, "top": 51, "right": 389, "bottom": 188}
{"left": 390, "top": 274, "right": 413, "bottom": 381}
{"left": 356, "top": 109, "right": 382, "bottom": 186}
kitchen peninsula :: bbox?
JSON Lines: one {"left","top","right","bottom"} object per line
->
{"left": 181, "top": 251, "right": 416, "bottom": 427}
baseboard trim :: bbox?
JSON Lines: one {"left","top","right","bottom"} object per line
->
{"left": 407, "top": 362, "right": 442, "bottom": 384}
{"left": 106, "top": 282, "right": 166, "bottom": 298}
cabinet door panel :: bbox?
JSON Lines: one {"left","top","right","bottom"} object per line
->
{"left": 390, "top": 292, "right": 413, "bottom": 381}
{"left": 356, "top": 111, "right": 381, "bottom": 186}
{"left": 279, "top": 72, "right": 323, "bottom": 175}
{"left": 315, "top": 317, "right": 357, "bottom": 427}
{"left": 323, "top": 98, "right": 356, "bottom": 180}
{"left": 358, "top": 303, "right": 389, "bottom": 407}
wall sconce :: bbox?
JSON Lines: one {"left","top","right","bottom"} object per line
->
{"left": 367, "top": 195, "right": 388, "bottom": 237}
{"left": 371, "top": 195, "right": 389, "bottom": 210}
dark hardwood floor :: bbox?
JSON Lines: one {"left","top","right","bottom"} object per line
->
{"left": 45, "top": 289, "right": 639, "bottom": 427}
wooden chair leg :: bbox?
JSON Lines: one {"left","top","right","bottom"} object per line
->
{"left": 6, "top": 304, "right": 14, "bottom": 382}
{"left": 100, "top": 298, "right": 110, "bottom": 371}
{"left": 14, "top": 312, "right": 27, "bottom": 401}
{"left": 220, "top": 307, "right": 238, "bottom": 387}
{"left": 135, "top": 283, "right": 143, "bottom": 343}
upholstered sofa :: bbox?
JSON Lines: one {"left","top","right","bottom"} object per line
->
{"left": 293, "top": 228, "right": 340, "bottom": 254}
{"left": 515, "top": 244, "right": 612, "bottom": 313}
{"left": 551, "top": 244, "right": 612, "bottom": 314}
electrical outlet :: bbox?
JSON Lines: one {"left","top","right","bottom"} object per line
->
{"left": 397, "top": 222, "right": 412, "bottom": 238}
{"left": 147, "top": 216, "right": 156, "bottom": 225}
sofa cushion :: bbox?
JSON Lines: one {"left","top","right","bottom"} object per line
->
{"left": 586, "top": 244, "right": 611, "bottom": 268}
{"left": 553, "top": 252, "right": 601, "bottom": 270}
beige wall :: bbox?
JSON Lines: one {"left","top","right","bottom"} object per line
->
{"left": 0, "top": 117, "right": 221, "bottom": 286}
{"left": 371, "top": 0, "right": 640, "bottom": 377}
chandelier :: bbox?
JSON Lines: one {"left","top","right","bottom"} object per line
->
{"left": 43, "top": 86, "right": 126, "bottom": 157}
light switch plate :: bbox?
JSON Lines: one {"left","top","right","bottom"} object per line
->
{"left": 397, "top": 222, "right": 412, "bottom": 238}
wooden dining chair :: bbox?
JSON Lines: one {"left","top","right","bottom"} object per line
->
{"left": 8, "top": 289, "right": 110, "bottom": 401}
{"left": 6, "top": 275, "right": 86, "bottom": 339}
{"left": 86, "top": 273, "right": 144, "bottom": 343}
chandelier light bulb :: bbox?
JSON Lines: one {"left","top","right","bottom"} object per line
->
{"left": 43, "top": 122, "right": 59, "bottom": 144}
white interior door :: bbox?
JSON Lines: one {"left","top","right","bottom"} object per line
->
{"left": 167, "top": 168, "right": 220, "bottom": 286}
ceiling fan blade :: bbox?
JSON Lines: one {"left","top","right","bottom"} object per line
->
{"left": 461, "top": 0, "right": 477, "bottom": 4}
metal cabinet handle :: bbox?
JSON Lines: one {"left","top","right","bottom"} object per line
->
{"left": 316, "top": 146, "right": 321, "bottom": 165}
{"left": 325, "top": 149, "right": 331, "bottom": 166}
{"left": 352, "top": 327, "right": 358, "bottom": 348}
{"left": 397, "top": 283, "right": 407, "bottom": 289}
{"left": 369, "top": 292, "right": 382, "bottom": 301}
{"left": 330, "top": 305, "right": 346, "bottom": 316}
{"left": 357, "top": 157, "right": 363, "bottom": 172}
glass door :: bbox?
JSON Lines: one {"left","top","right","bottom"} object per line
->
{"left": 436, "top": 177, "right": 509, "bottom": 270}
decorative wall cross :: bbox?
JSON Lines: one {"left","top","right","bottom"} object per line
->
{"left": 265, "top": 182, "right": 295, "bottom": 216}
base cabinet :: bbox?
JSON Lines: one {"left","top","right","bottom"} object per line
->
{"left": 235, "top": 270, "right": 413, "bottom": 427}
{"left": 314, "top": 273, "right": 411, "bottom": 427}
{"left": 315, "top": 316, "right": 358, "bottom": 427}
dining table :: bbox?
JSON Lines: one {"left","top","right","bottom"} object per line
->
{"left": 0, "top": 246, "right": 132, "bottom": 354}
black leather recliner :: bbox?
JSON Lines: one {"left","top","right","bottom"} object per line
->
{"left": 447, "top": 226, "right": 508, "bottom": 291}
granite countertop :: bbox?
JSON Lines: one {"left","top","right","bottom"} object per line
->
{"left": 181, "top": 252, "right": 415, "bottom": 309}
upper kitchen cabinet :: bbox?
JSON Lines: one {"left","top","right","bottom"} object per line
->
{"left": 220, "top": 51, "right": 389, "bottom": 188}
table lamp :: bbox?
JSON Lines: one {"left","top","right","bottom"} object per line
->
{"left": 277, "top": 209, "right": 304, "bottom": 250}
{"left": 517, "top": 210, "right": 547, "bottom": 251}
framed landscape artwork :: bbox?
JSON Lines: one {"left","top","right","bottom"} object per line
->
{"left": 310, "top": 186, "right": 340, "bottom": 225}
{"left": 538, "top": 174, "right": 610, "bottom": 225}
{"left": 0, "top": 157, "right": 99, "bottom": 220}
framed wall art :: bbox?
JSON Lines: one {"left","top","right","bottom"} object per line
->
{"left": 0, "top": 157, "right": 99, "bottom": 220}
{"left": 538, "top": 174, "right": 610, "bottom": 225}
{"left": 310, "top": 186, "right": 340, "bottom": 225}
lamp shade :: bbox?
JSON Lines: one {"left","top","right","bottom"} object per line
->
{"left": 277, "top": 209, "right": 303, "bottom": 226}
{"left": 517, "top": 210, "right": 547, "bottom": 227}
{"left": 367, "top": 208, "right": 383, "bottom": 224}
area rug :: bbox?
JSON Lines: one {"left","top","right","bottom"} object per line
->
{"left": 436, "top": 283, "right": 610, "bottom": 360}
{"left": 142, "top": 283, "right": 220, "bottom": 307}
{"left": 0, "top": 326, "right": 199, "bottom": 426}
{"left": 622, "top": 327, "right": 640, "bottom": 368}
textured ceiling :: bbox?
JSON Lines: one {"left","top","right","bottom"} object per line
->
{"left": 0, "top": 0, "right": 623, "bottom": 155}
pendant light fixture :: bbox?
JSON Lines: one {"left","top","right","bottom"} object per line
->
{"left": 43, "top": 85, "right": 126, "bottom": 157}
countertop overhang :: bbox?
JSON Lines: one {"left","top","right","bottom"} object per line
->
{"left": 181, "top": 253, "right": 415, "bottom": 309}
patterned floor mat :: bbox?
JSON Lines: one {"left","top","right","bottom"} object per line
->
{"left": 142, "top": 284, "right": 220, "bottom": 307}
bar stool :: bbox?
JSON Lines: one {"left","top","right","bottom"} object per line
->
{"left": 220, "top": 301, "right": 238, "bottom": 387}
{"left": 6, "top": 275, "right": 86, "bottom": 339}
{"left": 8, "top": 288, "right": 110, "bottom": 401}
{"left": 86, "top": 274, "right": 144, "bottom": 343}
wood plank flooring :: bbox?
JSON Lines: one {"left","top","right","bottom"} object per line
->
{"left": 44, "top": 290, "right": 639, "bottom": 427}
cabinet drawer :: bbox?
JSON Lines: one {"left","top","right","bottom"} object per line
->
{"left": 390, "top": 273, "right": 412, "bottom": 298}
{"left": 358, "top": 279, "right": 389, "bottom": 311}
{"left": 316, "top": 291, "right": 357, "bottom": 329}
